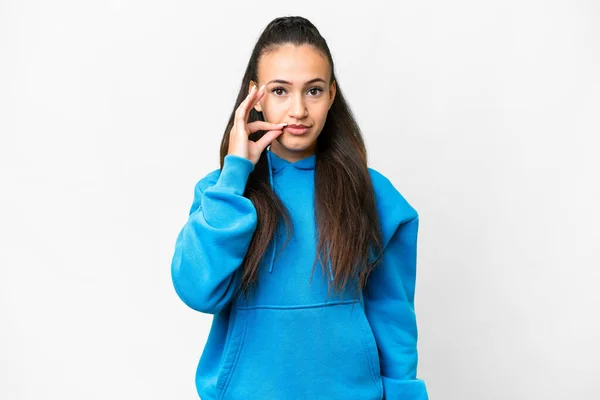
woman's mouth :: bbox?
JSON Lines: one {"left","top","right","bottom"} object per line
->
{"left": 284, "top": 125, "right": 311, "bottom": 135}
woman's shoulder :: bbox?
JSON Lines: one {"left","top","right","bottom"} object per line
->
{"left": 367, "top": 166, "right": 419, "bottom": 243}
{"left": 367, "top": 167, "right": 417, "bottom": 215}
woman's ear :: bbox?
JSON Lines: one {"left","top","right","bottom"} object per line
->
{"left": 329, "top": 80, "right": 337, "bottom": 110}
{"left": 249, "top": 81, "right": 263, "bottom": 113}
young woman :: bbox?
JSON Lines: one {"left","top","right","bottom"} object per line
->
{"left": 171, "top": 16, "right": 429, "bottom": 400}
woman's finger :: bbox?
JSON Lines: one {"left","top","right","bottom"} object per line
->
{"left": 234, "top": 85, "right": 259, "bottom": 128}
{"left": 255, "top": 129, "right": 284, "bottom": 153}
{"left": 247, "top": 84, "right": 266, "bottom": 117}
{"left": 240, "top": 84, "right": 265, "bottom": 126}
{"left": 247, "top": 120, "right": 288, "bottom": 134}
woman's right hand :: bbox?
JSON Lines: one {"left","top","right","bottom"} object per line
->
{"left": 227, "top": 83, "right": 288, "bottom": 166}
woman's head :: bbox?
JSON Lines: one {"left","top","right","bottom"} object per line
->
{"left": 220, "top": 16, "right": 383, "bottom": 301}
{"left": 250, "top": 43, "right": 336, "bottom": 160}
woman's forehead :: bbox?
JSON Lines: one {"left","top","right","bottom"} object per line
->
{"left": 258, "top": 45, "right": 329, "bottom": 82}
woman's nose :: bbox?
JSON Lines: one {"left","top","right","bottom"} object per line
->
{"left": 289, "top": 93, "right": 308, "bottom": 118}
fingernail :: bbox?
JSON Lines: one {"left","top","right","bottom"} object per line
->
{"left": 279, "top": 123, "right": 288, "bottom": 126}
{"left": 259, "top": 84, "right": 266, "bottom": 91}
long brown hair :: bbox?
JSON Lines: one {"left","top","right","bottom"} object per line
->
{"left": 219, "top": 16, "right": 384, "bottom": 301}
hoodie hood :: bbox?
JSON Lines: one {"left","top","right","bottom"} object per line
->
{"left": 266, "top": 147, "right": 333, "bottom": 280}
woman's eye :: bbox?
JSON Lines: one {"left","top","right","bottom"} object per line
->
{"left": 271, "top": 87, "right": 323, "bottom": 96}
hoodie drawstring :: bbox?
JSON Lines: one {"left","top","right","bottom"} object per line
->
{"left": 267, "top": 149, "right": 277, "bottom": 273}
{"left": 325, "top": 242, "right": 334, "bottom": 282}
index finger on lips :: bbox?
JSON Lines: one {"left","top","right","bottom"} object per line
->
{"left": 247, "top": 120, "right": 288, "bottom": 134}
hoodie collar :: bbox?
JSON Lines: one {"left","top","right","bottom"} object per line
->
{"left": 267, "top": 148, "right": 316, "bottom": 174}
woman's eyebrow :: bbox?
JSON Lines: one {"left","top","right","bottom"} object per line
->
{"left": 266, "top": 78, "right": 326, "bottom": 85}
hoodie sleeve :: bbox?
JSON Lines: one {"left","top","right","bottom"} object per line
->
{"left": 170, "top": 154, "right": 258, "bottom": 314}
{"left": 364, "top": 216, "right": 428, "bottom": 399}
{"left": 363, "top": 171, "right": 429, "bottom": 399}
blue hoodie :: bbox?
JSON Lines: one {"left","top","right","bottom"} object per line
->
{"left": 171, "top": 148, "right": 429, "bottom": 400}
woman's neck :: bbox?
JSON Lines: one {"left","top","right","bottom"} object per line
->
{"left": 269, "top": 140, "right": 317, "bottom": 164}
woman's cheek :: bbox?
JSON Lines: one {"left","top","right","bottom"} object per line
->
{"left": 265, "top": 101, "right": 285, "bottom": 118}
{"left": 310, "top": 104, "right": 327, "bottom": 121}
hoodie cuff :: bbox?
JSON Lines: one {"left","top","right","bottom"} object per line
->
{"left": 214, "top": 154, "right": 255, "bottom": 196}
{"left": 382, "top": 377, "right": 429, "bottom": 400}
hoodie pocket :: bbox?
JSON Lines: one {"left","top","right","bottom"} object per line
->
{"left": 356, "top": 302, "right": 383, "bottom": 383}
{"left": 215, "top": 309, "right": 249, "bottom": 391}
{"left": 218, "top": 301, "right": 383, "bottom": 400}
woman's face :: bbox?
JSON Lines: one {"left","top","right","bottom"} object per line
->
{"left": 251, "top": 44, "right": 336, "bottom": 161}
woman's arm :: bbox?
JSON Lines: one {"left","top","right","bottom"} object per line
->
{"left": 363, "top": 215, "right": 429, "bottom": 400}
{"left": 170, "top": 154, "right": 257, "bottom": 314}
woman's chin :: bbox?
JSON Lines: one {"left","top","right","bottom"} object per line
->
{"left": 277, "top": 133, "right": 318, "bottom": 150}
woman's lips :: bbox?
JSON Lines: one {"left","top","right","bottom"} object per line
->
{"left": 284, "top": 125, "right": 311, "bottom": 135}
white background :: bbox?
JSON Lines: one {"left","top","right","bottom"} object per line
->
{"left": 1, "top": 1, "right": 599, "bottom": 399}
